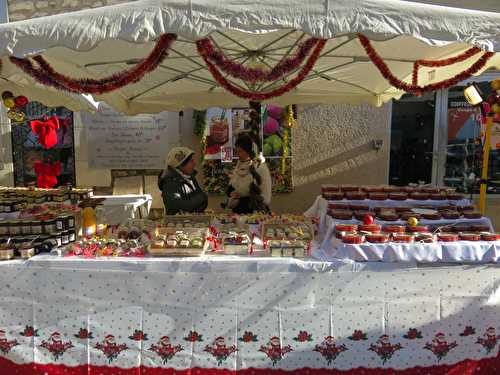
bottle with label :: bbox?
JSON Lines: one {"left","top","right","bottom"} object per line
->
{"left": 82, "top": 207, "right": 96, "bottom": 237}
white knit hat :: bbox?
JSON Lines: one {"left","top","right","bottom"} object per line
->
{"left": 166, "top": 147, "right": 195, "bottom": 169}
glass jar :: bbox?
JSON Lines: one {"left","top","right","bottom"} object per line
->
{"left": 8, "top": 220, "right": 21, "bottom": 236}
{"left": 0, "top": 221, "right": 8, "bottom": 236}
{"left": 21, "top": 220, "right": 32, "bottom": 235}
{"left": 61, "top": 231, "right": 69, "bottom": 245}
{"left": 3, "top": 201, "right": 13, "bottom": 213}
{"left": 43, "top": 219, "right": 55, "bottom": 234}
{"left": 68, "top": 229, "right": 76, "bottom": 243}
{"left": 66, "top": 215, "right": 75, "bottom": 229}
{"left": 51, "top": 232, "right": 62, "bottom": 247}
{"left": 55, "top": 217, "right": 65, "bottom": 231}
{"left": 31, "top": 220, "right": 43, "bottom": 235}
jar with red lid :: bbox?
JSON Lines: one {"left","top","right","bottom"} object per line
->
{"left": 362, "top": 186, "right": 383, "bottom": 193}
{"left": 470, "top": 224, "right": 490, "bottom": 232}
{"left": 409, "top": 192, "right": 429, "bottom": 200}
{"left": 335, "top": 224, "right": 358, "bottom": 232}
{"left": 378, "top": 212, "right": 400, "bottom": 221}
{"left": 359, "top": 224, "right": 382, "bottom": 233}
{"left": 383, "top": 225, "right": 405, "bottom": 234}
{"left": 481, "top": 233, "right": 499, "bottom": 241}
{"left": 441, "top": 210, "right": 460, "bottom": 219}
{"left": 335, "top": 230, "right": 356, "bottom": 239}
{"left": 407, "top": 225, "right": 429, "bottom": 233}
{"left": 340, "top": 185, "right": 359, "bottom": 192}
{"left": 415, "top": 233, "right": 436, "bottom": 243}
{"left": 458, "top": 205, "right": 475, "bottom": 212}
{"left": 349, "top": 203, "right": 370, "bottom": 211}
{"left": 464, "top": 212, "right": 482, "bottom": 219}
{"left": 328, "top": 203, "right": 349, "bottom": 210}
{"left": 459, "top": 233, "right": 481, "bottom": 241}
{"left": 366, "top": 233, "right": 389, "bottom": 243}
{"left": 325, "top": 192, "right": 345, "bottom": 201}
{"left": 369, "top": 192, "right": 388, "bottom": 201}
{"left": 389, "top": 192, "right": 408, "bottom": 201}
{"left": 392, "top": 233, "right": 415, "bottom": 243}
{"left": 329, "top": 210, "right": 353, "bottom": 220}
{"left": 422, "top": 187, "right": 440, "bottom": 194}
{"left": 422, "top": 212, "right": 441, "bottom": 220}
{"left": 321, "top": 185, "right": 340, "bottom": 193}
{"left": 437, "top": 233, "right": 459, "bottom": 242}
{"left": 346, "top": 191, "right": 367, "bottom": 200}
{"left": 342, "top": 234, "right": 365, "bottom": 244}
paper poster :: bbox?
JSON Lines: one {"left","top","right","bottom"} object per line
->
{"left": 83, "top": 104, "right": 179, "bottom": 169}
{"left": 490, "top": 122, "right": 500, "bottom": 150}
{"left": 447, "top": 101, "right": 481, "bottom": 141}
{"left": 204, "top": 108, "right": 232, "bottom": 159}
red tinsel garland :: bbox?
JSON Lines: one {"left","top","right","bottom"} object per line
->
{"left": 196, "top": 37, "right": 322, "bottom": 83}
{"left": 412, "top": 46, "right": 482, "bottom": 85}
{"left": 358, "top": 34, "right": 494, "bottom": 96}
{"left": 10, "top": 34, "right": 177, "bottom": 94}
{"left": 198, "top": 39, "right": 326, "bottom": 101}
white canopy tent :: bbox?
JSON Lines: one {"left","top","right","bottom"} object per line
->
{"left": 0, "top": 0, "right": 499, "bottom": 113}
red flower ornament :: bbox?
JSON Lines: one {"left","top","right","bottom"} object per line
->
{"left": 30, "top": 115, "right": 60, "bottom": 149}
{"left": 74, "top": 328, "right": 93, "bottom": 340}
{"left": 403, "top": 328, "right": 423, "bottom": 340}
{"left": 348, "top": 330, "right": 368, "bottom": 341}
{"left": 129, "top": 329, "right": 148, "bottom": 341}
{"left": 239, "top": 331, "right": 258, "bottom": 343}
{"left": 20, "top": 325, "right": 38, "bottom": 337}
{"left": 34, "top": 161, "right": 61, "bottom": 188}
{"left": 460, "top": 326, "right": 476, "bottom": 337}
{"left": 184, "top": 330, "right": 203, "bottom": 342}
{"left": 294, "top": 331, "right": 313, "bottom": 342}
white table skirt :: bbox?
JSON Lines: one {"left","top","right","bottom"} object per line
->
{"left": 0, "top": 256, "right": 498, "bottom": 374}
{"left": 328, "top": 240, "right": 500, "bottom": 263}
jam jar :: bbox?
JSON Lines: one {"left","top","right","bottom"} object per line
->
{"left": 31, "top": 220, "right": 43, "bottom": 235}
{"left": 8, "top": 220, "right": 22, "bottom": 236}
{"left": 55, "top": 216, "right": 66, "bottom": 231}
{"left": 43, "top": 219, "right": 55, "bottom": 234}
{"left": 20, "top": 220, "right": 32, "bottom": 235}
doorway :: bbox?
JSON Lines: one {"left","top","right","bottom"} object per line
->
{"left": 389, "top": 93, "right": 436, "bottom": 186}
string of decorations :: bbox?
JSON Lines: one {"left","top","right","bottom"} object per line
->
{"left": 412, "top": 46, "right": 482, "bottom": 86}
{"left": 196, "top": 37, "right": 323, "bottom": 83}
{"left": 281, "top": 105, "right": 296, "bottom": 175}
{"left": 358, "top": 34, "right": 494, "bottom": 96}
{"left": 1, "top": 91, "right": 29, "bottom": 123}
{"left": 9, "top": 34, "right": 177, "bottom": 94}
{"left": 198, "top": 39, "right": 326, "bottom": 101}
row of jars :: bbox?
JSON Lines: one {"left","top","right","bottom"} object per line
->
{"left": 0, "top": 191, "right": 91, "bottom": 213}
{"left": 0, "top": 215, "right": 75, "bottom": 236}
{"left": 0, "top": 230, "right": 77, "bottom": 258}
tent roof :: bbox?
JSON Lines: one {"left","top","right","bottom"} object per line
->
{"left": 0, "top": 0, "right": 499, "bottom": 113}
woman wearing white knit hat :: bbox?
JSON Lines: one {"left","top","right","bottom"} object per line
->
{"left": 158, "top": 147, "right": 208, "bottom": 215}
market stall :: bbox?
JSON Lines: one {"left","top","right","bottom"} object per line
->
{"left": 0, "top": 1, "right": 499, "bottom": 374}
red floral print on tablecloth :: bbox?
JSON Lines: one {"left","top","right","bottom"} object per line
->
{"left": 313, "top": 336, "right": 348, "bottom": 365}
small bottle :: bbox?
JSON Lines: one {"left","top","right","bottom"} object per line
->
{"left": 82, "top": 207, "right": 97, "bottom": 237}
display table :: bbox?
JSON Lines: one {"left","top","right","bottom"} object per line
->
{"left": 92, "top": 194, "right": 153, "bottom": 225}
{"left": 0, "top": 255, "right": 499, "bottom": 374}
{"left": 305, "top": 196, "right": 474, "bottom": 239}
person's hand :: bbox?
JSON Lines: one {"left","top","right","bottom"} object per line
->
{"left": 230, "top": 191, "right": 240, "bottom": 199}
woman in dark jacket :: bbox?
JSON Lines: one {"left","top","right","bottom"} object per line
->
{"left": 158, "top": 147, "right": 208, "bottom": 215}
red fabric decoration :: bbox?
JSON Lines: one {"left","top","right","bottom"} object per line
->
{"left": 358, "top": 34, "right": 494, "bottom": 96}
{"left": 196, "top": 37, "right": 322, "bottom": 83}
{"left": 412, "top": 46, "right": 482, "bottom": 85}
{"left": 198, "top": 39, "right": 326, "bottom": 101}
{"left": 30, "top": 115, "right": 60, "bottom": 149}
{"left": 34, "top": 161, "right": 61, "bottom": 188}
{"left": 14, "top": 95, "right": 29, "bottom": 107}
{"left": 9, "top": 34, "right": 177, "bottom": 94}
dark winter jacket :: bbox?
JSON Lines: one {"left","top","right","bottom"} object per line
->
{"left": 158, "top": 167, "right": 208, "bottom": 215}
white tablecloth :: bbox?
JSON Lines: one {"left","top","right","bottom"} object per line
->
{"left": 92, "top": 194, "right": 153, "bottom": 225}
{"left": 0, "top": 256, "right": 498, "bottom": 374}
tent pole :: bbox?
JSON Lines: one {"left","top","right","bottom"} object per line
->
{"left": 479, "top": 113, "right": 493, "bottom": 214}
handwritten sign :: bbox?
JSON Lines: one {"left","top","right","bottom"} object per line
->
{"left": 83, "top": 104, "right": 180, "bottom": 169}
